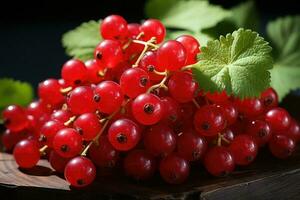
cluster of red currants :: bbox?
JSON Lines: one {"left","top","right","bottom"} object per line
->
{"left": 2, "top": 15, "right": 300, "bottom": 187}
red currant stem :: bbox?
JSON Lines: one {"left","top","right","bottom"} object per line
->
{"left": 64, "top": 116, "right": 77, "bottom": 126}
{"left": 60, "top": 86, "right": 73, "bottom": 94}
{"left": 132, "top": 37, "right": 157, "bottom": 68}
{"left": 122, "top": 39, "right": 132, "bottom": 51}
{"left": 220, "top": 135, "right": 230, "bottom": 144}
{"left": 152, "top": 69, "right": 168, "bottom": 76}
{"left": 99, "top": 118, "right": 106, "bottom": 124}
{"left": 217, "top": 133, "right": 222, "bottom": 146}
{"left": 181, "top": 64, "right": 194, "bottom": 71}
{"left": 136, "top": 32, "right": 144, "bottom": 40}
{"left": 192, "top": 99, "right": 200, "bottom": 109}
{"left": 81, "top": 99, "right": 131, "bottom": 156}
{"left": 146, "top": 71, "right": 169, "bottom": 93}
{"left": 39, "top": 145, "right": 48, "bottom": 155}
{"left": 98, "top": 68, "right": 107, "bottom": 77}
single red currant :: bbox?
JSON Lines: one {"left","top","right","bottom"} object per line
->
{"left": 161, "top": 97, "right": 181, "bottom": 126}
{"left": 269, "top": 134, "right": 295, "bottom": 159}
{"left": 61, "top": 59, "right": 87, "bottom": 86}
{"left": 39, "top": 120, "right": 65, "bottom": 147}
{"left": 216, "top": 102, "right": 238, "bottom": 126}
{"left": 38, "top": 79, "right": 64, "bottom": 106}
{"left": 176, "top": 35, "right": 200, "bottom": 65}
{"left": 49, "top": 150, "right": 70, "bottom": 173}
{"left": 265, "top": 107, "right": 291, "bottom": 132}
{"left": 260, "top": 87, "right": 278, "bottom": 111}
{"left": 140, "top": 19, "right": 166, "bottom": 44}
{"left": 139, "top": 51, "right": 164, "bottom": 81}
{"left": 73, "top": 113, "right": 102, "bottom": 141}
{"left": 3, "top": 105, "right": 28, "bottom": 132}
{"left": 235, "top": 98, "right": 263, "bottom": 118}
{"left": 101, "top": 15, "right": 128, "bottom": 40}
{"left": 127, "top": 23, "right": 140, "bottom": 39}
{"left": 13, "top": 139, "right": 40, "bottom": 168}
{"left": 246, "top": 120, "right": 272, "bottom": 147}
{"left": 286, "top": 120, "right": 300, "bottom": 143}
{"left": 85, "top": 59, "right": 106, "bottom": 84}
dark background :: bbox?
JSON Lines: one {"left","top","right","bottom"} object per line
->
{"left": 1, "top": 0, "right": 300, "bottom": 87}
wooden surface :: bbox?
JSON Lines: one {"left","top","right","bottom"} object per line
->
{"left": 0, "top": 94, "right": 300, "bottom": 200}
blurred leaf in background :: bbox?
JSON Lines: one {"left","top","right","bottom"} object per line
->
{"left": 62, "top": 20, "right": 102, "bottom": 61}
{"left": 267, "top": 16, "right": 300, "bottom": 101}
{"left": 0, "top": 78, "right": 34, "bottom": 111}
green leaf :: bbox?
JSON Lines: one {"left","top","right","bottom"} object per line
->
{"left": 0, "top": 78, "right": 34, "bottom": 110}
{"left": 166, "top": 30, "right": 212, "bottom": 46}
{"left": 267, "top": 16, "right": 300, "bottom": 100}
{"left": 62, "top": 20, "right": 102, "bottom": 61}
{"left": 145, "top": 0, "right": 231, "bottom": 32}
{"left": 192, "top": 28, "right": 273, "bottom": 99}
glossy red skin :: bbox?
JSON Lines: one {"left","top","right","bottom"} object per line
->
{"left": 144, "top": 124, "right": 176, "bottom": 157}
{"left": 110, "top": 61, "right": 131, "bottom": 82}
{"left": 286, "top": 120, "right": 300, "bottom": 143}
{"left": 3, "top": 105, "right": 28, "bottom": 132}
{"left": 53, "top": 128, "right": 83, "bottom": 158}
{"left": 89, "top": 136, "right": 120, "bottom": 168}
{"left": 131, "top": 93, "right": 164, "bottom": 125}
{"left": 246, "top": 120, "right": 272, "bottom": 147}
{"left": 265, "top": 107, "right": 291, "bottom": 132}
{"left": 61, "top": 59, "right": 87, "bottom": 86}
{"left": 194, "top": 105, "right": 226, "bottom": 137}
{"left": 124, "top": 150, "right": 156, "bottom": 180}
{"left": 38, "top": 79, "right": 64, "bottom": 106}
{"left": 73, "top": 113, "right": 102, "bottom": 141}
{"left": 85, "top": 59, "right": 106, "bottom": 84}
{"left": 50, "top": 109, "right": 73, "bottom": 124}
{"left": 206, "top": 91, "right": 229, "bottom": 103}
{"left": 168, "top": 71, "right": 198, "bottom": 103}
{"left": 157, "top": 40, "right": 187, "bottom": 71}
{"left": 120, "top": 68, "right": 150, "bottom": 98}
{"left": 177, "top": 130, "right": 207, "bottom": 161}
{"left": 204, "top": 146, "right": 235, "bottom": 177}
{"left": 40, "top": 120, "right": 65, "bottom": 147}
{"left": 13, "top": 139, "right": 40, "bottom": 168}
{"left": 269, "top": 134, "right": 295, "bottom": 159}
{"left": 94, "top": 81, "right": 124, "bottom": 114}
{"left": 140, "top": 19, "right": 166, "bottom": 44}
{"left": 260, "top": 87, "right": 278, "bottom": 111}
{"left": 138, "top": 51, "right": 164, "bottom": 81}
{"left": 94, "top": 39, "right": 124, "bottom": 68}
{"left": 101, "top": 15, "right": 128, "bottom": 40}
{"left": 229, "top": 135, "right": 258, "bottom": 166}
{"left": 108, "top": 119, "right": 141, "bottom": 151}
{"left": 235, "top": 98, "right": 264, "bottom": 118}
{"left": 67, "top": 86, "right": 96, "bottom": 115}
{"left": 159, "top": 154, "right": 190, "bottom": 184}
{"left": 176, "top": 35, "right": 200, "bottom": 65}
{"left": 64, "top": 156, "right": 96, "bottom": 187}
{"left": 2, "top": 129, "right": 28, "bottom": 152}
{"left": 27, "top": 100, "right": 52, "bottom": 119}
{"left": 49, "top": 150, "right": 70, "bottom": 173}
{"left": 216, "top": 102, "right": 238, "bottom": 126}
{"left": 161, "top": 97, "right": 181, "bottom": 126}
{"left": 127, "top": 23, "right": 140, "bottom": 39}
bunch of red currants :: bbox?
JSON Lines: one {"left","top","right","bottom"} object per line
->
{"left": 2, "top": 15, "right": 300, "bottom": 187}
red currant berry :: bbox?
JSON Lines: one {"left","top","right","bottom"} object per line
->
{"left": 286, "top": 120, "right": 300, "bottom": 143}
{"left": 159, "top": 154, "right": 190, "bottom": 184}
{"left": 53, "top": 128, "right": 82, "bottom": 158}
{"left": 94, "top": 39, "right": 124, "bottom": 68}
{"left": 161, "top": 97, "right": 181, "bottom": 126}
{"left": 157, "top": 40, "right": 187, "bottom": 71}
{"left": 94, "top": 81, "right": 124, "bottom": 114}
{"left": 229, "top": 135, "right": 258, "bottom": 166}
{"left": 85, "top": 59, "right": 106, "bottom": 84}
{"left": 40, "top": 120, "right": 65, "bottom": 147}
{"left": 269, "top": 134, "right": 295, "bottom": 159}
{"left": 50, "top": 109, "right": 73, "bottom": 124}
{"left": 49, "top": 150, "right": 70, "bottom": 173}
{"left": 108, "top": 119, "right": 141, "bottom": 151}
{"left": 260, "top": 87, "right": 278, "bottom": 111}
{"left": 2, "top": 129, "right": 23, "bottom": 152}
{"left": 3, "top": 105, "right": 28, "bottom": 132}
{"left": 168, "top": 71, "right": 198, "bottom": 103}
{"left": 27, "top": 100, "right": 51, "bottom": 119}
{"left": 89, "top": 135, "right": 120, "bottom": 168}
{"left": 64, "top": 156, "right": 96, "bottom": 187}
{"left": 61, "top": 59, "right": 87, "bottom": 86}
{"left": 120, "top": 68, "right": 150, "bottom": 98}
{"left": 265, "top": 107, "right": 291, "bottom": 132}
{"left": 67, "top": 86, "right": 96, "bottom": 115}
{"left": 177, "top": 130, "right": 207, "bottom": 161}
{"left": 176, "top": 35, "right": 200, "bottom": 65}
{"left": 131, "top": 93, "right": 164, "bottom": 125}
{"left": 101, "top": 15, "right": 128, "bottom": 40}
{"left": 140, "top": 19, "right": 166, "bottom": 44}
{"left": 38, "top": 79, "right": 64, "bottom": 106}
{"left": 139, "top": 51, "right": 164, "bottom": 81}
{"left": 127, "top": 23, "right": 140, "bottom": 39}
{"left": 194, "top": 105, "right": 226, "bottom": 137}
{"left": 13, "top": 139, "right": 40, "bottom": 168}
{"left": 204, "top": 146, "right": 235, "bottom": 176}
{"left": 73, "top": 113, "right": 102, "bottom": 141}
{"left": 216, "top": 102, "right": 238, "bottom": 126}
{"left": 246, "top": 120, "right": 272, "bottom": 147}
{"left": 235, "top": 98, "right": 263, "bottom": 118}
{"left": 124, "top": 150, "right": 156, "bottom": 180}
{"left": 144, "top": 124, "right": 176, "bottom": 157}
